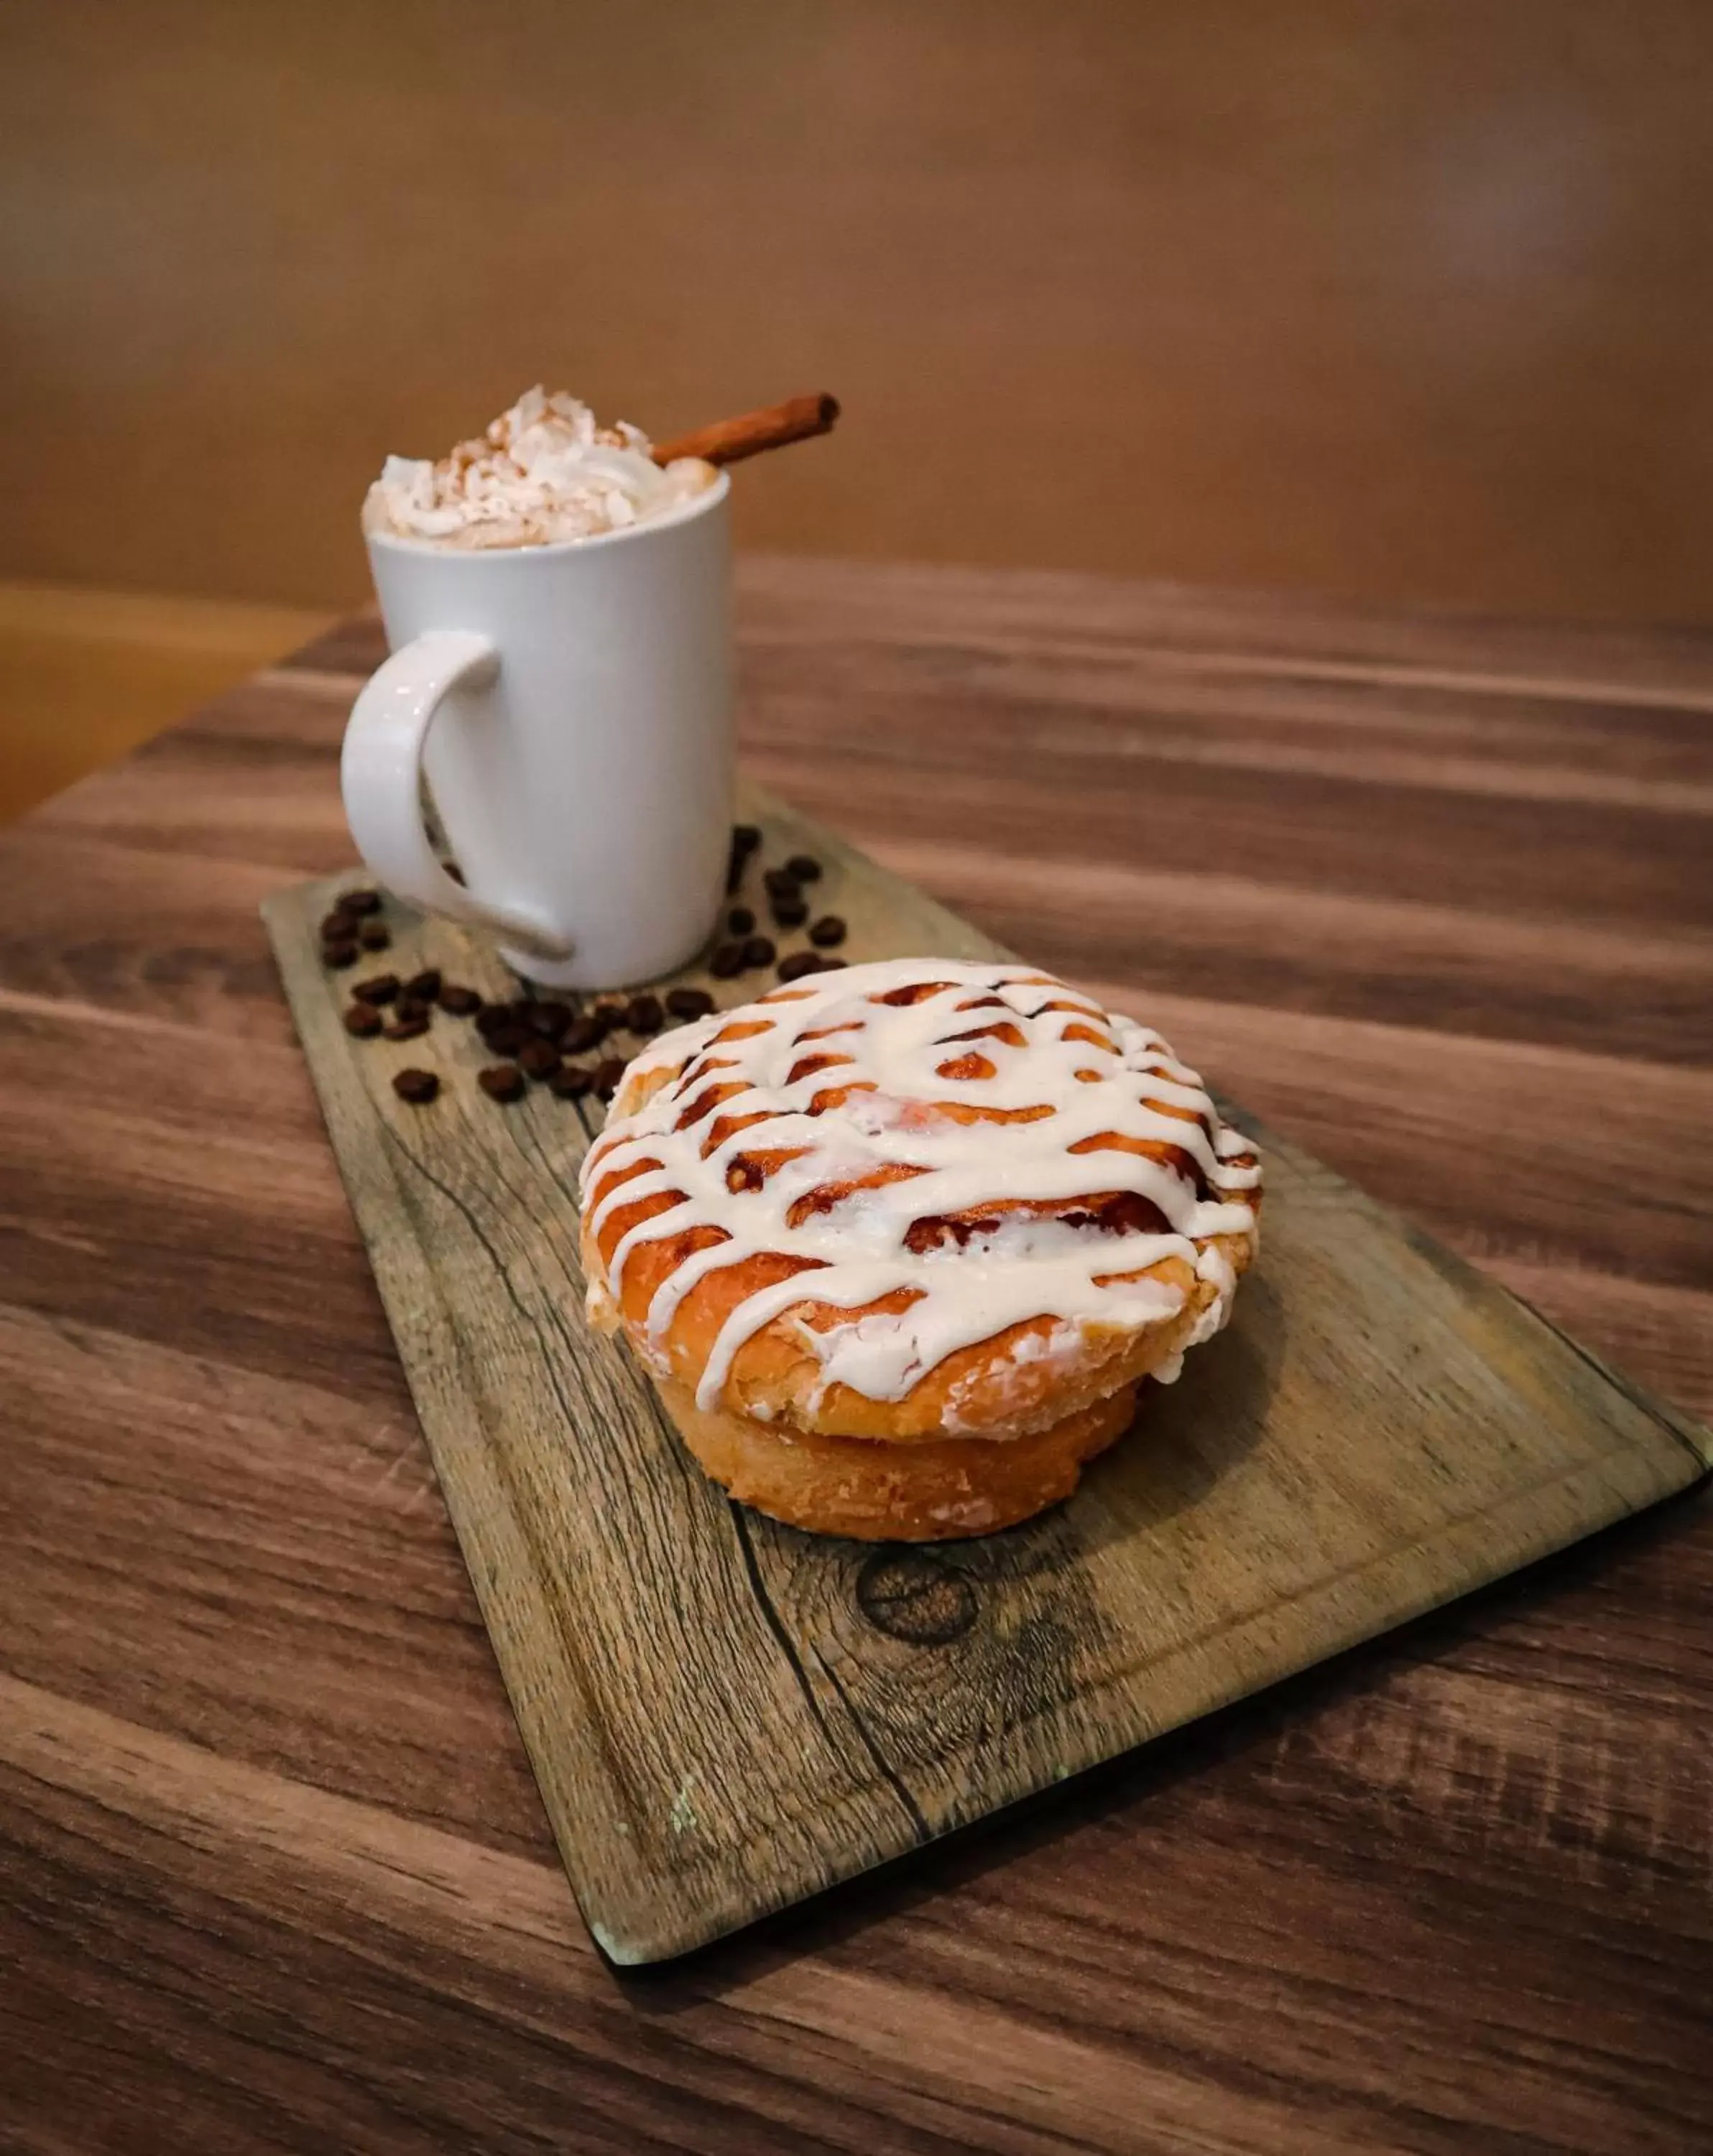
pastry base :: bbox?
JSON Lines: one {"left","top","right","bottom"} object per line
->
{"left": 655, "top": 1377, "right": 1140, "bottom": 1541}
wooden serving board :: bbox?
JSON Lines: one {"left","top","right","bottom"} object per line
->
{"left": 262, "top": 786, "right": 1710, "bottom": 1965}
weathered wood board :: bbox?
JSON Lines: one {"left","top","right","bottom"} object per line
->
{"left": 262, "top": 783, "right": 1712, "bottom": 1964}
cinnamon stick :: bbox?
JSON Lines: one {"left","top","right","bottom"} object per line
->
{"left": 651, "top": 392, "right": 839, "bottom": 469}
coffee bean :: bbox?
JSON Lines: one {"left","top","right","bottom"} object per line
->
{"left": 733, "top": 824, "right": 762, "bottom": 854}
{"left": 343, "top": 1003, "right": 383, "bottom": 1038}
{"left": 625, "top": 994, "right": 663, "bottom": 1036}
{"left": 561, "top": 1015, "right": 606, "bottom": 1055}
{"left": 383, "top": 1014, "right": 430, "bottom": 1042}
{"left": 809, "top": 915, "right": 847, "bottom": 947}
{"left": 320, "top": 910, "right": 352, "bottom": 942}
{"left": 479, "top": 1063, "right": 527, "bottom": 1102}
{"left": 710, "top": 941, "right": 746, "bottom": 979}
{"left": 338, "top": 888, "right": 383, "bottom": 918}
{"left": 763, "top": 867, "right": 799, "bottom": 900}
{"left": 352, "top": 975, "right": 400, "bottom": 1005}
{"left": 777, "top": 950, "right": 843, "bottom": 982}
{"left": 786, "top": 854, "right": 822, "bottom": 883}
{"left": 517, "top": 1038, "right": 561, "bottom": 1079}
{"left": 438, "top": 984, "right": 481, "bottom": 1016}
{"left": 323, "top": 941, "right": 359, "bottom": 969}
{"left": 742, "top": 935, "right": 776, "bottom": 969}
{"left": 665, "top": 987, "right": 716, "bottom": 1021}
{"left": 527, "top": 1000, "right": 573, "bottom": 1040}
{"left": 724, "top": 907, "right": 752, "bottom": 936}
{"left": 548, "top": 1064, "right": 593, "bottom": 1098}
{"left": 475, "top": 1005, "right": 529, "bottom": 1056}
{"left": 591, "top": 1058, "right": 627, "bottom": 1100}
{"left": 772, "top": 896, "right": 808, "bottom": 929}
{"left": 392, "top": 1068, "right": 440, "bottom": 1105}
{"left": 593, "top": 1000, "right": 627, "bottom": 1028}
{"left": 403, "top": 969, "right": 441, "bottom": 1003}
{"left": 359, "top": 921, "right": 391, "bottom": 952}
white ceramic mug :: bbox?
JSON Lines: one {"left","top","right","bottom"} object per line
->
{"left": 341, "top": 475, "right": 733, "bottom": 989}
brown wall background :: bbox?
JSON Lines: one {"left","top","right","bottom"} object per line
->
{"left": 4, "top": 1, "right": 1711, "bottom": 622}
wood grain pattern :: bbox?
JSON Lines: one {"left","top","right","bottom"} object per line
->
{"left": 263, "top": 800, "right": 1707, "bottom": 1964}
{"left": 2, "top": 559, "right": 1712, "bottom": 2143}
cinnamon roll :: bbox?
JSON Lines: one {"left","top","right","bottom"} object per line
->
{"left": 579, "top": 960, "right": 1261, "bottom": 1539}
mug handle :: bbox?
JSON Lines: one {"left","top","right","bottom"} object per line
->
{"left": 339, "top": 629, "right": 573, "bottom": 960}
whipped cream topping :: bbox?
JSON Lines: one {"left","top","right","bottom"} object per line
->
{"left": 581, "top": 959, "right": 1262, "bottom": 1418}
{"left": 362, "top": 386, "right": 718, "bottom": 549}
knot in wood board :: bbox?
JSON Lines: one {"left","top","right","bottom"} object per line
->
{"left": 855, "top": 1550, "right": 979, "bottom": 1644}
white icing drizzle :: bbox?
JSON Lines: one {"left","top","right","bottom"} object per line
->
{"left": 579, "top": 959, "right": 1261, "bottom": 1416}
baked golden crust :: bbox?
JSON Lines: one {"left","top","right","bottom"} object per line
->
{"left": 578, "top": 959, "right": 1261, "bottom": 1537}
{"left": 655, "top": 1378, "right": 1140, "bottom": 1541}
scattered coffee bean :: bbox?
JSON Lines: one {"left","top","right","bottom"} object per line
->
{"left": 403, "top": 968, "right": 441, "bottom": 1003}
{"left": 343, "top": 1003, "right": 383, "bottom": 1038}
{"left": 399, "top": 995, "right": 434, "bottom": 1022}
{"left": 562, "top": 1014, "right": 606, "bottom": 1055}
{"left": 320, "top": 910, "right": 353, "bottom": 942}
{"left": 338, "top": 888, "right": 383, "bottom": 917}
{"left": 772, "top": 896, "right": 808, "bottom": 929}
{"left": 392, "top": 1068, "right": 440, "bottom": 1104}
{"left": 479, "top": 1063, "right": 527, "bottom": 1102}
{"left": 725, "top": 837, "right": 749, "bottom": 893}
{"left": 548, "top": 1064, "right": 593, "bottom": 1098}
{"left": 742, "top": 934, "right": 776, "bottom": 969}
{"left": 323, "top": 940, "right": 359, "bottom": 969}
{"left": 665, "top": 986, "right": 716, "bottom": 1021}
{"left": 763, "top": 866, "right": 800, "bottom": 900}
{"left": 726, "top": 907, "right": 754, "bottom": 936}
{"left": 592, "top": 1057, "right": 627, "bottom": 1100}
{"left": 809, "top": 915, "right": 847, "bottom": 947}
{"left": 593, "top": 1000, "right": 628, "bottom": 1028}
{"left": 527, "top": 1000, "right": 573, "bottom": 1039}
{"left": 438, "top": 983, "right": 481, "bottom": 1016}
{"left": 780, "top": 949, "right": 844, "bottom": 982}
{"left": 359, "top": 921, "right": 391, "bottom": 952}
{"left": 352, "top": 975, "right": 400, "bottom": 1005}
{"left": 475, "top": 1006, "right": 529, "bottom": 1056}
{"left": 517, "top": 1038, "right": 561, "bottom": 1079}
{"left": 710, "top": 941, "right": 746, "bottom": 979}
{"left": 625, "top": 994, "right": 663, "bottom": 1036}
{"left": 733, "top": 824, "right": 762, "bottom": 855}
{"left": 786, "top": 854, "right": 822, "bottom": 883}
{"left": 384, "top": 1014, "right": 430, "bottom": 1042}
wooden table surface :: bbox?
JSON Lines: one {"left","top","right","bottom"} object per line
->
{"left": 3, "top": 558, "right": 1709, "bottom": 2155}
